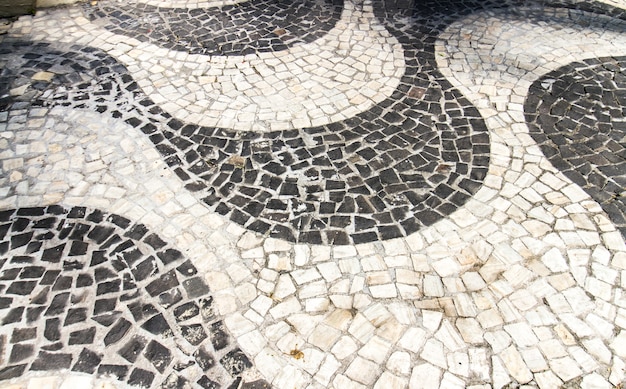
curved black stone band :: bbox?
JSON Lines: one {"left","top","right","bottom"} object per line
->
{"left": 525, "top": 57, "right": 626, "bottom": 238}
{"left": 378, "top": 0, "right": 626, "bottom": 20}
{"left": 84, "top": 0, "right": 343, "bottom": 56}
{"left": 4, "top": 0, "right": 626, "bottom": 244}
{"left": 0, "top": 206, "right": 269, "bottom": 389}
{"left": 0, "top": 37, "right": 489, "bottom": 245}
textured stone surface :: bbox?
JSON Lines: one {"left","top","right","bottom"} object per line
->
{"left": 0, "top": 0, "right": 35, "bottom": 18}
{"left": 0, "top": 0, "right": 493, "bottom": 244}
{"left": 0, "top": 207, "right": 267, "bottom": 388}
{"left": 0, "top": 45, "right": 484, "bottom": 245}
{"left": 0, "top": 0, "right": 626, "bottom": 388}
{"left": 525, "top": 56, "right": 626, "bottom": 237}
{"left": 85, "top": 0, "right": 343, "bottom": 56}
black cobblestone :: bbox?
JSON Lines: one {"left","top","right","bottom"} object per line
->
{"left": 0, "top": 207, "right": 266, "bottom": 388}
{"left": 526, "top": 56, "right": 626, "bottom": 238}
{"left": 84, "top": 0, "right": 343, "bottom": 56}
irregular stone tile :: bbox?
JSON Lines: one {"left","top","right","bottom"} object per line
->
{"left": 85, "top": 0, "right": 343, "bottom": 56}
{"left": 2, "top": 0, "right": 626, "bottom": 388}
{"left": 0, "top": 0, "right": 493, "bottom": 244}
{"left": 0, "top": 207, "right": 267, "bottom": 388}
{"left": 526, "top": 56, "right": 626, "bottom": 238}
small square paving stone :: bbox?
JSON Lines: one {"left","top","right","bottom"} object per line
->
{"left": 72, "top": 348, "right": 103, "bottom": 374}
{"left": 345, "top": 356, "right": 380, "bottom": 386}
{"left": 10, "top": 328, "right": 36, "bottom": 343}
{"left": 183, "top": 277, "right": 211, "bottom": 298}
{"left": 128, "top": 368, "right": 155, "bottom": 388}
{"left": 144, "top": 340, "right": 173, "bottom": 373}
{"left": 220, "top": 348, "right": 252, "bottom": 376}
{"left": 31, "top": 351, "right": 72, "bottom": 370}
{"left": 9, "top": 344, "right": 34, "bottom": 363}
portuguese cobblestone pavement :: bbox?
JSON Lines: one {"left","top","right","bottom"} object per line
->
{"left": 0, "top": 0, "right": 625, "bottom": 388}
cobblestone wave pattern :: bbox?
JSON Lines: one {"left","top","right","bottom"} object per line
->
{"left": 0, "top": 32, "right": 489, "bottom": 245}
{"left": 525, "top": 57, "right": 626, "bottom": 237}
{"left": 0, "top": 206, "right": 269, "bottom": 388}
{"left": 84, "top": 0, "right": 343, "bottom": 55}
{"left": 3, "top": 1, "right": 626, "bottom": 246}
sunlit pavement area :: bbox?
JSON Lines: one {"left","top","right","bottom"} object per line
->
{"left": 0, "top": 0, "right": 626, "bottom": 387}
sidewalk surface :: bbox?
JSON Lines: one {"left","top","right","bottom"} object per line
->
{"left": 0, "top": 0, "right": 626, "bottom": 388}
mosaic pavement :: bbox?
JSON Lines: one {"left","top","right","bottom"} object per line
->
{"left": 0, "top": 0, "right": 626, "bottom": 388}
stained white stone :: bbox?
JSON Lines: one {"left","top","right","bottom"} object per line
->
{"left": 456, "top": 318, "right": 484, "bottom": 344}
{"left": 294, "top": 244, "right": 310, "bottom": 266}
{"left": 440, "top": 372, "right": 466, "bottom": 389}
{"left": 500, "top": 345, "right": 533, "bottom": 383}
{"left": 224, "top": 312, "right": 256, "bottom": 336}
{"left": 520, "top": 347, "right": 548, "bottom": 372}
{"left": 435, "top": 320, "right": 466, "bottom": 352}
{"left": 492, "top": 355, "right": 512, "bottom": 389}
{"left": 469, "top": 348, "right": 490, "bottom": 381}
{"left": 550, "top": 356, "right": 583, "bottom": 382}
{"left": 237, "top": 330, "right": 267, "bottom": 356}
{"left": 299, "top": 280, "right": 328, "bottom": 299}
{"left": 373, "top": 372, "right": 407, "bottom": 389}
{"left": 308, "top": 323, "right": 341, "bottom": 350}
{"left": 345, "top": 357, "right": 380, "bottom": 386}
{"left": 504, "top": 322, "right": 539, "bottom": 347}
{"left": 269, "top": 296, "right": 301, "bottom": 319}
{"left": 273, "top": 364, "right": 310, "bottom": 389}
{"left": 423, "top": 275, "right": 445, "bottom": 297}
{"left": 535, "top": 370, "right": 564, "bottom": 389}
{"left": 332, "top": 375, "right": 367, "bottom": 389}
{"left": 330, "top": 294, "right": 353, "bottom": 309}
{"left": 359, "top": 335, "right": 392, "bottom": 364}
{"left": 398, "top": 327, "right": 427, "bottom": 353}
{"left": 314, "top": 355, "right": 341, "bottom": 386}
{"left": 386, "top": 351, "right": 411, "bottom": 376}
{"left": 420, "top": 339, "right": 447, "bottom": 369}
{"left": 580, "top": 373, "right": 612, "bottom": 389}
{"left": 331, "top": 335, "right": 359, "bottom": 361}
{"left": 409, "top": 363, "right": 442, "bottom": 389}
{"left": 291, "top": 268, "right": 322, "bottom": 285}
{"left": 422, "top": 310, "right": 443, "bottom": 332}
{"left": 541, "top": 247, "right": 568, "bottom": 272}
{"left": 570, "top": 346, "right": 599, "bottom": 373}
{"left": 317, "top": 262, "right": 342, "bottom": 282}
{"left": 369, "top": 284, "right": 398, "bottom": 298}
{"left": 477, "top": 308, "right": 504, "bottom": 329}
{"left": 447, "top": 352, "right": 470, "bottom": 378}
{"left": 610, "top": 330, "right": 626, "bottom": 358}
{"left": 273, "top": 274, "right": 297, "bottom": 300}
{"left": 264, "top": 237, "right": 292, "bottom": 252}
{"left": 267, "top": 253, "right": 293, "bottom": 272}
{"left": 334, "top": 245, "right": 358, "bottom": 259}
{"left": 461, "top": 272, "right": 487, "bottom": 291}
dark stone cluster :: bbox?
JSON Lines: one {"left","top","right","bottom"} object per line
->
{"left": 0, "top": 206, "right": 268, "bottom": 388}
{"left": 0, "top": 41, "right": 133, "bottom": 110}
{"left": 525, "top": 57, "right": 626, "bottom": 237}
{"left": 84, "top": 0, "right": 343, "bottom": 55}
